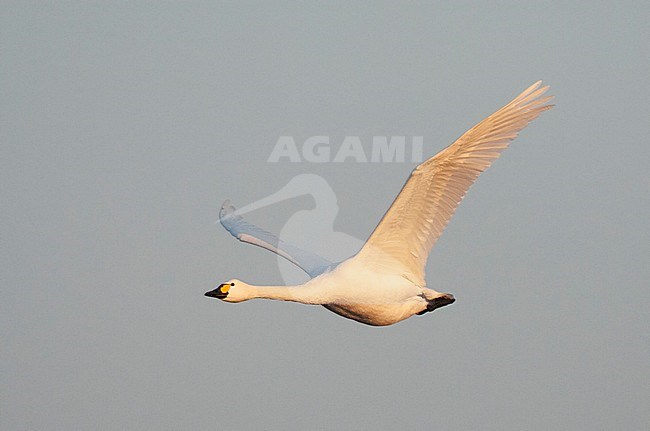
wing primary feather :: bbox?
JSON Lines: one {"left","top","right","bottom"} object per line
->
{"left": 355, "top": 82, "right": 554, "bottom": 285}
{"left": 219, "top": 200, "right": 334, "bottom": 278}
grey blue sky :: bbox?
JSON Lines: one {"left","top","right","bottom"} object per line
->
{"left": 2, "top": 2, "right": 649, "bottom": 430}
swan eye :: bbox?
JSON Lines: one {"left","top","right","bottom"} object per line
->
{"left": 230, "top": 283, "right": 235, "bottom": 286}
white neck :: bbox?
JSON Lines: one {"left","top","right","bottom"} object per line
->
{"left": 244, "top": 279, "right": 328, "bottom": 305}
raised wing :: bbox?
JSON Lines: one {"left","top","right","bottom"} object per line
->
{"left": 219, "top": 200, "right": 335, "bottom": 278}
{"left": 356, "top": 81, "right": 553, "bottom": 285}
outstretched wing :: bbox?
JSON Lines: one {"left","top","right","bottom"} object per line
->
{"left": 219, "top": 200, "right": 335, "bottom": 278}
{"left": 356, "top": 81, "right": 553, "bottom": 285}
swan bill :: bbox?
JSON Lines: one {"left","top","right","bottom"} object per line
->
{"left": 205, "top": 283, "right": 231, "bottom": 299}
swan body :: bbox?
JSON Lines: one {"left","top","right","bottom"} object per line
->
{"left": 207, "top": 82, "right": 553, "bottom": 326}
{"left": 213, "top": 256, "right": 454, "bottom": 326}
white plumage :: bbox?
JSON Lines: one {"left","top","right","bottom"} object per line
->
{"left": 207, "top": 82, "right": 553, "bottom": 326}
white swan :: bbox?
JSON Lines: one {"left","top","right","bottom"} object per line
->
{"left": 207, "top": 82, "right": 553, "bottom": 326}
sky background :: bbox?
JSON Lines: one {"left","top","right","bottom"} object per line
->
{"left": 2, "top": 2, "right": 649, "bottom": 430}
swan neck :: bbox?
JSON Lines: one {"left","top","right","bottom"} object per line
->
{"left": 251, "top": 283, "right": 323, "bottom": 305}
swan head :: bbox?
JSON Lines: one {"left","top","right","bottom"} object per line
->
{"left": 205, "top": 279, "right": 250, "bottom": 303}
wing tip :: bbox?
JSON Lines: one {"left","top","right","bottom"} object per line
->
{"left": 220, "top": 200, "right": 236, "bottom": 219}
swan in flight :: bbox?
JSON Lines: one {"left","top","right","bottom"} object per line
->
{"left": 207, "top": 82, "right": 553, "bottom": 326}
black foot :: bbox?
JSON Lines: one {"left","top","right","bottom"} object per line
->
{"left": 417, "top": 293, "right": 455, "bottom": 315}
